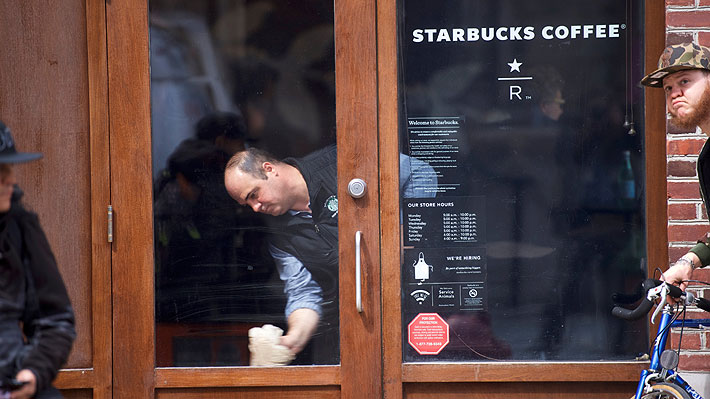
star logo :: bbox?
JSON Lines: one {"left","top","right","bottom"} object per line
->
{"left": 508, "top": 59, "right": 522, "bottom": 73}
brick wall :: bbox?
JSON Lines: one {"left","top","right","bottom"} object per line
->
{"left": 665, "top": 0, "right": 710, "bottom": 372}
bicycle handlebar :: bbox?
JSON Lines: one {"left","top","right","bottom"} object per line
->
{"left": 666, "top": 281, "right": 684, "bottom": 298}
{"left": 611, "top": 279, "right": 684, "bottom": 320}
{"left": 611, "top": 297, "right": 654, "bottom": 320}
{"left": 611, "top": 284, "right": 644, "bottom": 305}
{"left": 697, "top": 297, "right": 710, "bottom": 313}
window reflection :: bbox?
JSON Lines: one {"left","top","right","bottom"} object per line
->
{"left": 399, "top": 0, "right": 647, "bottom": 362}
{"left": 150, "top": 0, "right": 336, "bottom": 367}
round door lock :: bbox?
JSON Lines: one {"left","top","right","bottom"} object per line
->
{"left": 347, "top": 178, "right": 367, "bottom": 198}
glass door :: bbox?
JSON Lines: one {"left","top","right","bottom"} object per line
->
{"left": 149, "top": 0, "right": 340, "bottom": 368}
{"left": 106, "top": 0, "right": 382, "bottom": 396}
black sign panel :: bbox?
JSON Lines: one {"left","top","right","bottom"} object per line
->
{"left": 404, "top": 196, "right": 485, "bottom": 248}
{"left": 403, "top": 247, "right": 486, "bottom": 313}
{"left": 406, "top": 117, "right": 464, "bottom": 195}
{"left": 398, "top": 0, "right": 648, "bottom": 362}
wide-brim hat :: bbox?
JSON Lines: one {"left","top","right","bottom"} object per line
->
{"left": 0, "top": 120, "right": 43, "bottom": 164}
{"left": 641, "top": 42, "right": 710, "bottom": 88}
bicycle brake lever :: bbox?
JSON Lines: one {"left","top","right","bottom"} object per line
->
{"left": 684, "top": 291, "right": 695, "bottom": 306}
{"left": 651, "top": 285, "right": 668, "bottom": 324}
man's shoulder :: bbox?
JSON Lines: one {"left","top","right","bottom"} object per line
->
{"left": 699, "top": 138, "right": 710, "bottom": 160}
{"left": 294, "top": 145, "right": 336, "bottom": 170}
{"left": 290, "top": 145, "right": 337, "bottom": 195}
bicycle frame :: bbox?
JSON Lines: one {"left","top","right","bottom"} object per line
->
{"left": 634, "top": 308, "right": 704, "bottom": 399}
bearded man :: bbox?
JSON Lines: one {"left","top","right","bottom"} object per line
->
{"left": 640, "top": 42, "right": 710, "bottom": 287}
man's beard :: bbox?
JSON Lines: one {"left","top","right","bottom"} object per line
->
{"left": 669, "top": 80, "right": 710, "bottom": 130}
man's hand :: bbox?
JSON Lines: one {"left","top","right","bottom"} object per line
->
{"left": 662, "top": 253, "right": 699, "bottom": 291}
{"left": 280, "top": 308, "right": 319, "bottom": 355}
{"left": 10, "top": 369, "right": 36, "bottom": 399}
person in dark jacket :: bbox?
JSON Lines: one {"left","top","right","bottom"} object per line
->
{"left": 224, "top": 145, "right": 437, "bottom": 363}
{"left": 0, "top": 121, "right": 76, "bottom": 399}
{"left": 640, "top": 43, "right": 710, "bottom": 287}
{"left": 224, "top": 146, "right": 334, "bottom": 361}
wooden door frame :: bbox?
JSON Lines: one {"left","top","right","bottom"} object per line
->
{"left": 335, "top": 0, "right": 384, "bottom": 397}
{"left": 377, "top": 0, "right": 667, "bottom": 397}
{"left": 105, "top": 1, "right": 154, "bottom": 397}
{"left": 54, "top": 0, "right": 114, "bottom": 397}
{"left": 106, "top": 0, "right": 382, "bottom": 397}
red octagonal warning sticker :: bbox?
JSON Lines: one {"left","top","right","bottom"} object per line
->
{"left": 407, "top": 313, "right": 449, "bottom": 355}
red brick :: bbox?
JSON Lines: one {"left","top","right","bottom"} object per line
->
{"left": 680, "top": 353, "right": 710, "bottom": 371}
{"left": 668, "top": 224, "right": 710, "bottom": 242}
{"left": 693, "top": 268, "right": 710, "bottom": 283}
{"left": 668, "top": 160, "right": 698, "bottom": 177}
{"left": 667, "top": 32, "right": 695, "bottom": 46}
{"left": 667, "top": 0, "right": 695, "bottom": 5}
{"left": 700, "top": 0, "right": 710, "bottom": 7}
{"left": 668, "top": 181, "right": 702, "bottom": 200}
{"left": 700, "top": 32, "right": 710, "bottom": 47}
{"left": 667, "top": 138, "right": 706, "bottom": 156}
{"left": 671, "top": 331, "right": 702, "bottom": 349}
{"left": 669, "top": 202, "right": 698, "bottom": 220}
{"left": 668, "top": 10, "right": 710, "bottom": 28}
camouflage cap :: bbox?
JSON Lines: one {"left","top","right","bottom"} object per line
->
{"left": 641, "top": 42, "right": 710, "bottom": 88}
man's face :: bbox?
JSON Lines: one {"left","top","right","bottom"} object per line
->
{"left": 224, "top": 162, "right": 291, "bottom": 216}
{"left": 0, "top": 164, "right": 15, "bottom": 213}
{"left": 541, "top": 89, "right": 565, "bottom": 122}
{"left": 664, "top": 69, "right": 710, "bottom": 130}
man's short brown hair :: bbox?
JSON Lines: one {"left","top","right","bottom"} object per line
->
{"left": 225, "top": 147, "right": 280, "bottom": 180}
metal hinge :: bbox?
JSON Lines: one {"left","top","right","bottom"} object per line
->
{"left": 108, "top": 205, "right": 114, "bottom": 243}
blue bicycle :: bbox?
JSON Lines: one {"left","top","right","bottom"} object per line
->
{"left": 613, "top": 278, "right": 710, "bottom": 399}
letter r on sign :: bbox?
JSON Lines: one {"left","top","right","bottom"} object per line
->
{"left": 510, "top": 85, "right": 522, "bottom": 100}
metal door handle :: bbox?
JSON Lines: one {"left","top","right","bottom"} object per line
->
{"left": 348, "top": 178, "right": 367, "bottom": 198}
{"left": 355, "top": 230, "right": 363, "bottom": 313}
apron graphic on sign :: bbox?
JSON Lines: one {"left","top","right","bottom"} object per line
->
{"left": 413, "top": 252, "right": 433, "bottom": 283}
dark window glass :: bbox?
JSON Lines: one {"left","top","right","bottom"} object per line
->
{"left": 398, "top": 0, "right": 647, "bottom": 361}
{"left": 149, "top": 0, "right": 337, "bottom": 367}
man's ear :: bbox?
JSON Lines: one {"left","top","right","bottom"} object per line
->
{"left": 262, "top": 161, "right": 276, "bottom": 175}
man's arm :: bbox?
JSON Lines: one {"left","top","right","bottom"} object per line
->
{"left": 663, "top": 252, "right": 699, "bottom": 291}
{"left": 282, "top": 308, "right": 319, "bottom": 355}
{"left": 269, "top": 244, "right": 322, "bottom": 355}
{"left": 663, "top": 240, "right": 710, "bottom": 290}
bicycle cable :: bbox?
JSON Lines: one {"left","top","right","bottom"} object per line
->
{"left": 648, "top": 302, "right": 682, "bottom": 362}
{"left": 655, "top": 311, "right": 679, "bottom": 362}
{"left": 654, "top": 267, "right": 667, "bottom": 286}
{"left": 683, "top": 279, "right": 710, "bottom": 286}
{"left": 675, "top": 303, "right": 687, "bottom": 371}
